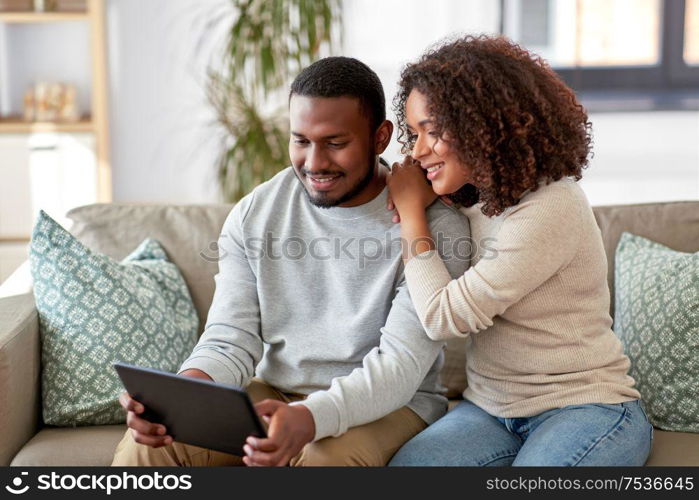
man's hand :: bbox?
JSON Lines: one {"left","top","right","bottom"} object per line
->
{"left": 118, "top": 368, "right": 213, "bottom": 448}
{"left": 243, "top": 401, "right": 315, "bottom": 466}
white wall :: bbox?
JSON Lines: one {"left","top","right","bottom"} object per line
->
{"left": 102, "top": 0, "right": 699, "bottom": 205}
{"left": 582, "top": 111, "right": 699, "bottom": 205}
{"left": 106, "top": 0, "right": 232, "bottom": 204}
{"left": 2, "top": 0, "right": 695, "bottom": 206}
{"left": 342, "top": 0, "right": 501, "bottom": 166}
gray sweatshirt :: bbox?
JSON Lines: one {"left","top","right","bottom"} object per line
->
{"left": 179, "top": 167, "right": 470, "bottom": 440}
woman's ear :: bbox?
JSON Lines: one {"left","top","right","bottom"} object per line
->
{"left": 373, "top": 120, "right": 394, "bottom": 154}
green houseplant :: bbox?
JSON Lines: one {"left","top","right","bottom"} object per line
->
{"left": 207, "top": 0, "right": 342, "bottom": 202}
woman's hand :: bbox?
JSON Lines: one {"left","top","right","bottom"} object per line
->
{"left": 386, "top": 157, "right": 437, "bottom": 222}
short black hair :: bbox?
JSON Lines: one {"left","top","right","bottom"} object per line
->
{"left": 289, "top": 56, "right": 386, "bottom": 132}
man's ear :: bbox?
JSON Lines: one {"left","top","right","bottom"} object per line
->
{"left": 373, "top": 120, "right": 393, "bottom": 154}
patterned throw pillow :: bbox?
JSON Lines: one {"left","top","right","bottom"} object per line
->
{"left": 614, "top": 232, "right": 698, "bottom": 432}
{"left": 30, "top": 210, "right": 199, "bottom": 426}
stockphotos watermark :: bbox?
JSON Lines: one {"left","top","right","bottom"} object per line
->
{"left": 4, "top": 470, "right": 192, "bottom": 496}
{"left": 200, "top": 231, "right": 498, "bottom": 269}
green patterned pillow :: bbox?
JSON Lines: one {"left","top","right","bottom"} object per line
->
{"left": 614, "top": 232, "right": 698, "bottom": 432}
{"left": 30, "top": 210, "right": 199, "bottom": 426}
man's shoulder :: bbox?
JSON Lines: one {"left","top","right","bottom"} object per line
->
{"left": 425, "top": 199, "right": 469, "bottom": 234}
{"left": 425, "top": 200, "right": 471, "bottom": 276}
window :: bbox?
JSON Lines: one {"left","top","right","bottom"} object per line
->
{"left": 502, "top": 0, "right": 699, "bottom": 110}
{"left": 505, "top": 0, "right": 661, "bottom": 68}
{"left": 684, "top": 0, "right": 699, "bottom": 64}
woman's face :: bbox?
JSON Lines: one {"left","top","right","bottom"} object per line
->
{"left": 405, "top": 89, "right": 471, "bottom": 195}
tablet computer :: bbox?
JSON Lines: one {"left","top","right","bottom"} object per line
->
{"left": 113, "top": 362, "right": 266, "bottom": 456}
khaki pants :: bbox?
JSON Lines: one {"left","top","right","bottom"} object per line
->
{"left": 111, "top": 378, "right": 425, "bottom": 466}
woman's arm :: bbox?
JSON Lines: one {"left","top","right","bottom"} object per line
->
{"left": 397, "top": 207, "right": 435, "bottom": 261}
{"left": 388, "top": 163, "right": 583, "bottom": 341}
{"left": 386, "top": 158, "right": 438, "bottom": 261}
{"left": 405, "top": 192, "right": 582, "bottom": 340}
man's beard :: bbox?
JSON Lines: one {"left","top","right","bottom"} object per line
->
{"left": 300, "top": 150, "right": 377, "bottom": 209}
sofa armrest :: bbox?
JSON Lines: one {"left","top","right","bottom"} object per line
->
{"left": 0, "top": 265, "right": 41, "bottom": 465}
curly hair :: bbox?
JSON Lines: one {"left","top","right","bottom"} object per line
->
{"left": 394, "top": 35, "right": 593, "bottom": 217}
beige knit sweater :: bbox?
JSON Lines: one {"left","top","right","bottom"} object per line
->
{"left": 404, "top": 176, "right": 640, "bottom": 417}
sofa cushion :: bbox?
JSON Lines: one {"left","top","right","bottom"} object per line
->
{"left": 0, "top": 291, "right": 40, "bottom": 466}
{"left": 645, "top": 429, "right": 699, "bottom": 466}
{"left": 29, "top": 211, "right": 199, "bottom": 426}
{"left": 10, "top": 414, "right": 699, "bottom": 467}
{"left": 441, "top": 338, "right": 469, "bottom": 398}
{"left": 66, "top": 203, "right": 234, "bottom": 335}
{"left": 11, "top": 425, "right": 126, "bottom": 466}
{"left": 614, "top": 232, "right": 698, "bottom": 433}
{"left": 592, "top": 201, "right": 699, "bottom": 318}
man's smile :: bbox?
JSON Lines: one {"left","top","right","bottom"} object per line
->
{"left": 304, "top": 172, "right": 344, "bottom": 191}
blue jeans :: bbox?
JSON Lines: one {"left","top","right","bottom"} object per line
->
{"left": 389, "top": 399, "right": 653, "bottom": 466}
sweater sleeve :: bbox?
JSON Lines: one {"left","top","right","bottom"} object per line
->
{"left": 177, "top": 195, "right": 264, "bottom": 385}
{"left": 404, "top": 189, "right": 582, "bottom": 341}
{"left": 290, "top": 278, "right": 443, "bottom": 441}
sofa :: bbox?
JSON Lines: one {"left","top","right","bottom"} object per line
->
{"left": 1, "top": 200, "right": 698, "bottom": 466}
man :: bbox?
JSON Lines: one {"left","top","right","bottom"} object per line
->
{"left": 112, "top": 57, "right": 470, "bottom": 466}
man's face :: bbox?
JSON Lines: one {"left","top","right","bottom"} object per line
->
{"left": 289, "top": 95, "right": 376, "bottom": 208}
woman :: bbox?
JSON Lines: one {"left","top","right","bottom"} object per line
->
{"left": 386, "top": 35, "right": 653, "bottom": 466}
